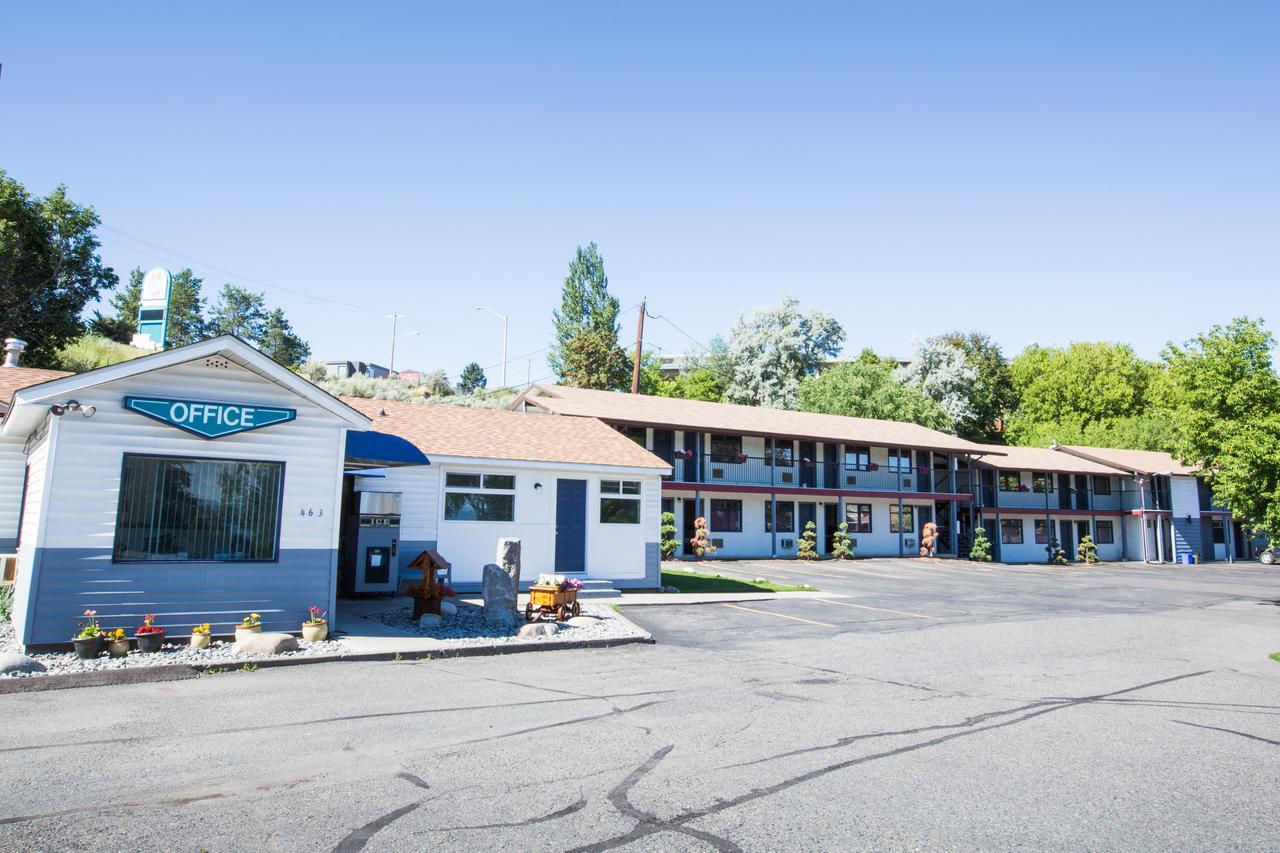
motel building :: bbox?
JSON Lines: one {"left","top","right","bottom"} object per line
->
{"left": 0, "top": 336, "right": 667, "bottom": 651}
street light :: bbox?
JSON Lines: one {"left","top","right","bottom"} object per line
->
{"left": 474, "top": 305, "right": 509, "bottom": 388}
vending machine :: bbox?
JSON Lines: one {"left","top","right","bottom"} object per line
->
{"left": 353, "top": 491, "right": 402, "bottom": 593}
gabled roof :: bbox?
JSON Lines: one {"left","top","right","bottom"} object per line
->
{"left": 512, "top": 384, "right": 999, "bottom": 456}
{"left": 1052, "top": 445, "right": 1199, "bottom": 477}
{"left": 1, "top": 336, "right": 370, "bottom": 437}
{"left": 343, "top": 397, "right": 671, "bottom": 471}
{"left": 0, "top": 367, "right": 74, "bottom": 414}
{"left": 969, "top": 443, "right": 1121, "bottom": 475}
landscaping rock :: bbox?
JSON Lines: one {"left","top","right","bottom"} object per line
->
{"left": 517, "top": 622, "right": 559, "bottom": 638}
{"left": 482, "top": 563, "right": 518, "bottom": 629}
{"left": 0, "top": 653, "right": 46, "bottom": 675}
{"left": 418, "top": 613, "right": 442, "bottom": 630}
{"left": 439, "top": 600, "right": 458, "bottom": 616}
{"left": 566, "top": 616, "right": 602, "bottom": 628}
{"left": 497, "top": 538, "right": 521, "bottom": 597}
{"left": 233, "top": 632, "right": 299, "bottom": 656}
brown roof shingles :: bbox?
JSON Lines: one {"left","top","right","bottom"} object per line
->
{"left": 342, "top": 397, "right": 670, "bottom": 470}
{"left": 0, "top": 367, "right": 74, "bottom": 413}
{"left": 969, "top": 444, "right": 1121, "bottom": 475}
{"left": 516, "top": 384, "right": 998, "bottom": 455}
{"left": 1053, "top": 445, "right": 1199, "bottom": 476}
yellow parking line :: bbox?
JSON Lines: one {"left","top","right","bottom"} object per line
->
{"left": 720, "top": 602, "right": 838, "bottom": 628}
{"left": 829, "top": 566, "right": 907, "bottom": 580}
{"left": 813, "top": 598, "right": 941, "bottom": 620}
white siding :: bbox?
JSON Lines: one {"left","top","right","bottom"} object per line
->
{"left": 0, "top": 435, "right": 25, "bottom": 549}
{"left": 1170, "top": 476, "right": 1201, "bottom": 519}
{"left": 12, "top": 416, "right": 55, "bottom": 643}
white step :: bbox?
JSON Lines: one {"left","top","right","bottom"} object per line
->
{"left": 576, "top": 579, "right": 621, "bottom": 599}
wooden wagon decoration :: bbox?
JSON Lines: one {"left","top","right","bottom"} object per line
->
{"left": 525, "top": 576, "right": 582, "bottom": 622}
{"left": 406, "top": 549, "right": 454, "bottom": 619}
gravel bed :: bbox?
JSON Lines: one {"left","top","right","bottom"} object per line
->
{"left": 365, "top": 600, "right": 646, "bottom": 647}
{"left": 0, "top": 621, "right": 350, "bottom": 679}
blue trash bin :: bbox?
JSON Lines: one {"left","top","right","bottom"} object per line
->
{"left": 1180, "top": 553, "right": 1196, "bottom": 565}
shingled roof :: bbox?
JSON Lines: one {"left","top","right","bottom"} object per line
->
{"left": 968, "top": 443, "right": 1121, "bottom": 475}
{"left": 0, "top": 367, "right": 74, "bottom": 414}
{"left": 1053, "top": 445, "right": 1199, "bottom": 476}
{"left": 342, "top": 397, "right": 671, "bottom": 471}
{"left": 513, "top": 384, "right": 999, "bottom": 456}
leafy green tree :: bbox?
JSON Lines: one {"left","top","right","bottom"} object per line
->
{"left": 1077, "top": 535, "right": 1099, "bottom": 564}
{"left": 421, "top": 368, "right": 454, "bottom": 397}
{"left": 0, "top": 171, "right": 118, "bottom": 367}
{"left": 938, "top": 332, "right": 1015, "bottom": 441}
{"left": 458, "top": 361, "right": 488, "bottom": 394}
{"left": 208, "top": 284, "right": 268, "bottom": 340}
{"left": 1160, "top": 317, "right": 1280, "bottom": 537}
{"left": 660, "top": 511, "right": 680, "bottom": 559}
{"left": 797, "top": 520, "right": 819, "bottom": 560}
{"left": 654, "top": 366, "right": 728, "bottom": 402}
{"left": 549, "top": 242, "right": 630, "bottom": 390}
{"left": 798, "top": 350, "right": 952, "bottom": 431}
{"left": 896, "top": 336, "right": 979, "bottom": 424}
{"left": 968, "top": 527, "right": 993, "bottom": 562}
{"left": 723, "top": 295, "right": 845, "bottom": 408}
{"left": 257, "top": 308, "right": 310, "bottom": 367}
{"left": 831, "top": 521, "right": 854, "bottom": 560}
{"left": 107, "top": 267, "right": 209, "bottom": 347}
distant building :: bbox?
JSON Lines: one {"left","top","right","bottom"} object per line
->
{"left": 396, "top": 370, "right": 422, "bottom": 385}
{"left": 324, "top": 360, "right": 390, "bottom": 380}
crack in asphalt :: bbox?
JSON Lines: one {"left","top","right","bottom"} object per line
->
{"left": 431, "top": 797, "right": 589, "bottom": 831}
{"left": 568, "top": 670, "right": 1212, "bottom": 851}
{"left": 1171, "top": 720, "right": 1280, "bottom": 746}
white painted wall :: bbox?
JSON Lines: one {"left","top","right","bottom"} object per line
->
{"left": 11, "top": 416, "right": 54, "bottom": 642}
{"left": 0, "top": 435, "right": 25, "bottom": 549}
{"left": 1170, "top": 476, "right": 1201, "bottom": 518}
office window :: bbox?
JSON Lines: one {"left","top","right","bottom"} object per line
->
{"left": 1092, "top": 476, "right": 1112, "bottom": 495}
{"left": 1001, "top": 518, "right": 1024, "bottom": 544}
{"left": 444, "top": 471, "right": 516, "bottom": 521}
{"left": 1096, "top": 520, "right": 1115, "bottom": 544}
{"left": 709, "top": 434, "right": 742, "bottom": 463}
{"left": 999, "top": 472, "right": 1022, "bottom": 492}
{"left": 113, "top": 454, "right": 284, "bottom": 562}
{"left": 1031, "top": 472, "right": 1054, "bottom": 493}
{"left": 889, "top": 505, "right": 915, "bottom": 534}
{"left": 1034, "top": 519, "right": 1049, "bottom": 544}
{"left": 600, "top": 480, "right": 642, "bottom": 524}
{"left": 710, "top": 499, "right": 742, "bottom": 532}
{"left": 845, "top": 503, "right": 872, "bottom": 533}
{"left": 844, "top": 446, "right": 870, "bottom": 470}
{"left": 764, "top": 501, "right": 795, "bottom": 533}
{"left": 765, "top": 441, "right": 794, "bottom": 466}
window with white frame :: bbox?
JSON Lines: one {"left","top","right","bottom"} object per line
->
{"left": 444, "top": 472, "right": 515, "bottom": 521}
{"left": 887, "top": 448, "right": 913, "bottom": 472}
{"left": 1001, "top": 518, "right": 1024, "bottom": 544}
{"left": 1034, "top": 519, "right": 1049, "bottom": 544}
{"left": 600, "top": 479, "right": 642, "bottom": 524}
{"left": 764, "top": 501, "right": 795, "bottom": 533}
{"left": 845, "top": 503, "right": 872, "bottom": 533}
{"left": 844, "top": 445, "right": 870, "bottom": 470}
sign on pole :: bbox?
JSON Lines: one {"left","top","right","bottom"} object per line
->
{"left": 131, "top": 268, "right": 172, "bottom": 350}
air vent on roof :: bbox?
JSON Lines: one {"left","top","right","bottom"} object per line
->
{"left": 3, "top": 338, "right": 26, "bottom": 368}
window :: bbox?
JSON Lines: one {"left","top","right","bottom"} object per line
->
{"left": 1034, "top": 519, "right": 1049, "bottom": 544}
{"left": 1210, "top": 519, "right": 1225, "bottom": 545}
{"left": 1031, "top": 472, "right": 1054, "bottom": 493}
{"left": 845, "top": 503, "right": 872, "bottom": 533}
{"left": 765, "top": 501, "right": 795, "bottom": 533}
{"left": 600, "top": 479, "right": 642, "bottom": 524}
{"left": 709, "top": 434, "right": 742, "bottom": 463}
{"left": 887, "top": 448, "right": 913, "bottom": 472}
{"left": 1096, "top": 520, "right": 1115, "bottom": 544}
{"left": 1001, "top": 518, "right": 1024, "bottom": 544}
{"left": 844, "top": 446, "right": 870, "bottom": 471}
{"left": 1092, "top": 476, "right": 1112, "bottom": 495}
{"left": 710, "top": 499, "right": 742, "bottom": 532}
{"left": 444, "top": 471, "right": 516, "bottom": 521}
{"left": 889, "top": 505, "right": 915, "bottom": 534}
{"left": 765, "top": 441, "right": 794, "bottom": 466}
{"left": 999, "top": 472, "right": 1022, "bottom": 492}
{"left": 113, "top": 454, "right": 284, "bottom": 562}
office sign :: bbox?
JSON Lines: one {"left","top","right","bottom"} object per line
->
{"left": 123, "top": 396, "right": 296, "bottom": 439}
{"left": 132, "top": 268, "right": 172, "bottom": 351}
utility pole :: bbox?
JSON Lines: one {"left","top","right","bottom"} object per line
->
{"left": 387, "top": 313, "right": 404, "bottom": 375}
{"left": 631, "top": 298, "right": 646, "bottom": 394}
{"left": 475, "top": 306, "right": 509, "bottom": 387}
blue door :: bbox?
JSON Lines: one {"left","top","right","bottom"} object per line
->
{"left": 555, "top": 479, "right": 588, "bottom": 573}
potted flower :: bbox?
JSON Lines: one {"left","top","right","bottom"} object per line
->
{"left": 135, "top": 613, "right": 166, "bottom": 653}
{"left": 72, "top": 609, "right": 104, "bottom": 659}
{"left": 867, "top": 462, "right": 880, "bottom": 471}
{"left": 190, "top": 623, "right": 212, "bottom": 650}
{"left": 106, "top": 627, "right": 130, "bottom": 658}
{"left": 236, "top": 612, "right": 263, "bottom": 642}
{"left": 734, "top": 452, "right": 748, "bottom": 463}
{"left": 302, "top": 607, "right": 328, "bottom": 642}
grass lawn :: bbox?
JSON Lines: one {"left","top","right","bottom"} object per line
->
{"left": 660, "top": 569, "right": 815, "bottom": 594}
{"left": 1271, "top": 652, "right": 1280, "bottom": 664}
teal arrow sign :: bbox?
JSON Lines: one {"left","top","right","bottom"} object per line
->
{"left": 123, "top": 396, "right": 296, "bottom": 439}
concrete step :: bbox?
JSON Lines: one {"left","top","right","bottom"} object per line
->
{"left": 576, "top": 579, "right": 621, "bottom": 599}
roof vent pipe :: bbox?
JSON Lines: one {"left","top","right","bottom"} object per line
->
{"left": 2, "top": 338, "right": 26, "bottom": 368}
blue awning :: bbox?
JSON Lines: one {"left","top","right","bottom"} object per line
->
{"left": 345, "top": 431, "right": 430, "bottom": 468}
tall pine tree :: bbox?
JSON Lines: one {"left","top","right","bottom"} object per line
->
{"left": 548, "top": 243, "right": 630, "bottom": 390}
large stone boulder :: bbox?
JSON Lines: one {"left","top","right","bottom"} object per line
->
{"left": 0, "top": 653, "right": 46, "bottom": 675}
{"left": 496, "top": 538, "right": 521, "bottom": 600}
{"left": 482, "top": 563, "right": 518, "bottom": 629}
{"left": 517, "top": 622, "right": 559, "bottom": 638}
{"left": 439, "top": 600, "right": 458, "bottom": 616}
{"left": 234, "top": 632, "right": 299, "bottom": 656}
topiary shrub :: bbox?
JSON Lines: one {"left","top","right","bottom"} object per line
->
{"left": 660, "top": 511, "right": 680, "bottom": 559}
{"left": 831, "top": 521, "right": 854, "bottom": 560}
{"left": 969, "top": 526, "right": 993, "bottom": 562}
{"left": 1077, "top": 534, "right": 1099, "bottom": 564}
{"left": 1046, "top": 538, "right": 1069, "bottom": 565}
{"left": 797, "top": 520, "right": 819, "bottom": 560}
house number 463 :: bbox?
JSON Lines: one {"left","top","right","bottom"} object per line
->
{"left": 299, "top": 508, "right": 324, "bottom": 517}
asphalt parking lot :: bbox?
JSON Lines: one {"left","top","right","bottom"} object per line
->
{"left": 1, "top": 558, "right": 1277, "bottom": 851}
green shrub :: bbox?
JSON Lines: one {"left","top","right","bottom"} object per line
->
{"left": 1077, "top": 534, "right": 1099, "bottom": 564}
{"left": 660, "top": 511, "right": 680, "bottom": 559}
{"left": 969, "top": 527, "right": 993, "bottom": 562}
{"left": 54, "top": 335, "right": 147, "bottom": 372}
{"left": 797, "top": 520, "right": 819, "bottom": 560}
{"left": 831, "top": 521, "right": 854, "bottom": 560}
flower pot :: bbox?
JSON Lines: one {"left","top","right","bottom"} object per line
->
{"left": 301, "top": 621, "right": 328, "bottom": 643}
{"left": 107, "top": 639, "right": 130, "bottom": 658}
{"left": 190, "top": 632, "right": 211, "bottom": 650}
{"left": 135, "top": 631, "right": 165, "bottom": 653}
{"left": 235, "top": 625, "right": 262, "bottom": 643}
{"left": 73, "top": 635, "right": 104, "bottom": 659}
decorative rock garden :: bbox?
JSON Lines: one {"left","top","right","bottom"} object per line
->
{"left": 366, "top": 599, "right": 642, "bottom": 648}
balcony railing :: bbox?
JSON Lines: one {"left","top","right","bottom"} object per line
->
{"left": 669, "top": 454, "right": 960, "bottom": 493}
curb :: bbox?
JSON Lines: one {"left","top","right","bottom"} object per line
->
{"left": 0, "top": 632, "right": 655, "bottom": 694}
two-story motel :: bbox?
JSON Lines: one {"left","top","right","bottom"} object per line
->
{"left": 513, "top": 384, "right": 1241, "bottom": 564}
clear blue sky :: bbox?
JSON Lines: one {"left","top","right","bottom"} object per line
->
{"left": 3, "top": 2, "right": 1277, "bottom": 380}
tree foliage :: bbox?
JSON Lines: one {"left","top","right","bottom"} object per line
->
{"left": 208, "top": 284, "right": 268, "bottom": 340}
{"left": 458, "top": 361, "right": 488, "bottom": 394}
{"left": 895, "top": 336, "right": 979, "bottom": 425}
{"left": 830, "top": 521, "right": 854, "bottom": 560}
{"left": 549, "top": 242, "right": 630, "bottom": 390}
{"left": 723, "top": 296, "right": 845, "bottom": 408}
{"left": 660, "top": 511, "right": 680, "bottom": 559}
{"left": 797, "top": 520, "right": 819, "bottom": 560}
{"left": 0, "top": 171, "right": 118, "bottom": 367}
{"left": 257, "top": 308, "right": 311, "bottom": 367}
{"left": 968, "top": 527, "right": 993, "bottom": 562}
{"left": 937, "top": 331, "right": 1015, "bottom": 441}
{"left": 798, "top": 350, "right": 952, "bottom": 431}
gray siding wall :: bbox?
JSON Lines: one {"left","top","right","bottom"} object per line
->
{"left": 1171, "top": 517, "right": 1203, "bottom": 561}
